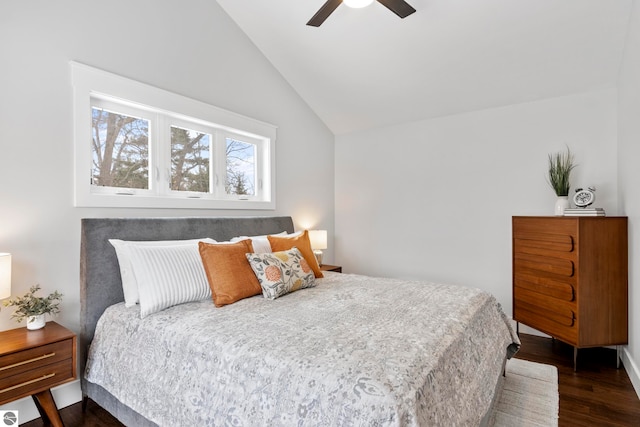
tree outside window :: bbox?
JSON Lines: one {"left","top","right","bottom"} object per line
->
{"left": 226, "top": 138, "right": 256, "bottom": 196}
{"left": 92, "top": 108, "right": 149, "bottom": 189}
{"left": 171, "top": 126, "right": 210, "bottom": 193}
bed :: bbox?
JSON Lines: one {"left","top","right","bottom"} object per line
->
{"left": 80, "top": 216, "right": 519, "bottom": 426}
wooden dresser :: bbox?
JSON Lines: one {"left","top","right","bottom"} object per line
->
{"left": 512, "top": 216, "right": 628, "bottom": 369}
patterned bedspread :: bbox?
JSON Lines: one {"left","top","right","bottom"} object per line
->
{"left": 85, "top": 272, "right": 519, "bottom": 426}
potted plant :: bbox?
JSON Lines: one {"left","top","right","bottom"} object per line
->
{"left": 2, "top": 285, "right": 63, "bottom": 330}
{"left": 547, "top": 147, "right": 576, "bottom": 215}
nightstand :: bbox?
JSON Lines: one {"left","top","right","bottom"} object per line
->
{"left": 320, "top": 264, "right": 342, "bottom": 273}
{"left": 0, "top": 321, "right": 76, "bottom": 427}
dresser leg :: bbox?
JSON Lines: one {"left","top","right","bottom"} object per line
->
{"left": 32, "top": 389, "right": 64, "bottom": 427}
{"left": 617, "top": 346, "right": 621, "bottom": 369}
{"left": 573, "top": 347, "right": 578, "bottom": 372}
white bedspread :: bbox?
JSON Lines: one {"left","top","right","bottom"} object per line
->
{"left": 85, "top": 272, "right": 519, "bottom": 426}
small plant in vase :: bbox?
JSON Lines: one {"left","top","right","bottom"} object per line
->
{"left": 547, "top": 147, "right": 576, "bottom": 215}
{"left": 2, "top": 284, "right": 63, "bottom": 330}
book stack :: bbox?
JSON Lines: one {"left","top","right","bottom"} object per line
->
{"left": 563, "top": 208, "right": 606, "bottom": 217}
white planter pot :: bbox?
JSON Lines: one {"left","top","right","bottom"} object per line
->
{"left": 27, "top": 314, "right": 46, "bottom": 330}
{"left": 555, "top": 196, "right": 569, "bottom": 216}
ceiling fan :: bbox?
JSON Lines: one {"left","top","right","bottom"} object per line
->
{"left": 307, "top": 0, "right": 416, "bottom": 27}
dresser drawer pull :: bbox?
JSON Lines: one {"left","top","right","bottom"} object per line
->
{"left": 0, "top": 373, "right": 56, "bottom": 394}
{"left": 0, "top": 352, "right": 56, "bottom": 372}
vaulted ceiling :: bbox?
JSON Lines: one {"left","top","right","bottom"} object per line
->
{"left": 216, "top": 0, "right": 632, "bottom": 135}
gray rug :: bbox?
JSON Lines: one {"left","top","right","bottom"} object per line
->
{"left": 490, "top": 358, "right": 559, "bottom": 427}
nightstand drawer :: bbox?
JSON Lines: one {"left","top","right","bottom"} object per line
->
{"left": 0, "top": 358, "right": 73, "bottom": 404}
{"left": 0, "top": 339, "right": 73, "bottom": 380}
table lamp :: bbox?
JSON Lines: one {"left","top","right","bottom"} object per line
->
{"left": 0, "top": 253, "right": 11, "bottom": 300}
{"left": 309, "top": 230, "right": 327, "bottom": 266}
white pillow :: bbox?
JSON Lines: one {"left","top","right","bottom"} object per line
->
{"left": 109, "top": 238, "right": 215, "bottom": 307}
{"left": 230, "top": 231, "right": 288, "bottom": 253}
{"left": 126, "top": 243, "right": 211, "bottom": 318}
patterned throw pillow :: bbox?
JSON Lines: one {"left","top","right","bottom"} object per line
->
{"left": 246, "top": 247, "right": 316, "bottom": 300}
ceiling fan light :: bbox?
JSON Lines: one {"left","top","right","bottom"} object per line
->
{"left": 343, "top": 0, "right": 375, "bottom": 8}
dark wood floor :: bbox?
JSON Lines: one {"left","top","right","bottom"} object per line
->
{"left": 21, "top": 334, "right": 640, "bottom": 426}
{"left": 516, "top": 334, "right": 640, "bottom": 426}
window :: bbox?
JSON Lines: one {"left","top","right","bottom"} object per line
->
{"left": 91, "top": 102, "right": 150, "bottom": 192}
{"left": 170, "top": 126, "right": 210, "bottom": 193}
{"left": 226, "top": 137, "right": 256, "bottom": 197}
{"left": 72, "top": 62, "right": 276, "bottom": 209}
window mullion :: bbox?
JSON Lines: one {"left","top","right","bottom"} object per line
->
{"left": 213, "top": 131, "right": 226, "bottom": 198}
{"left": 154, "top": 114, "right": 168, "bottom": 196}
{"left": 256, "top": 142, "right": 263, "bottom": 199}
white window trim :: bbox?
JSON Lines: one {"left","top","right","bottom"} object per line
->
{"left": 71, "top": 61, "right": 276, "bottom": 210}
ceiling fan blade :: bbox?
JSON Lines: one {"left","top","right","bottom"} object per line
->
{"left": 307, "top": 0, "right": 343, "bottom": 27}
{"left": 377, "top": 0, "right": 416, "bottom": 19}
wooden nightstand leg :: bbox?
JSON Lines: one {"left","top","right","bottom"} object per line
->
{"left": 32, "top": 393, "right": 51, "bottom": 425}
{"left": 32, "top": 389, "right": 64, "bottom": 427}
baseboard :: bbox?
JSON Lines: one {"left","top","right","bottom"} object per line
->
{"left": 621, "top": 347, "right": 640, "bottom": 400}
{"left": 0, "top": 380, "right": 82, "bottom": 423}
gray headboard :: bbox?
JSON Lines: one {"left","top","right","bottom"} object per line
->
{"left": 79, "top": 216, "right": 294, "bottom": 374}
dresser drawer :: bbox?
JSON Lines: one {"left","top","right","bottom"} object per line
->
{"left": 513, "top": 216, "right": 577, "bottom": 237}
{"left": 514, "top": 273, "right": 575, "bottom": 301}
{"left": 514, "top": 303, "right": 577, "bottom": 344}
{"left": 515, "top": 296, "right": 575, "bottom": 325}
{"left": 0, "top": 359, "right": 73, "bottom": 404}
{"left": 514, "top": 231, "right": 574, "bottom": 252}
{"left": 0, "top": 339, "right": 73, "bottom": 380}
{"left": 514, "top": 285, "right": 576, "bottom": 314}
{"left": 514, "top": 252, "right": 575, "bottom": 277}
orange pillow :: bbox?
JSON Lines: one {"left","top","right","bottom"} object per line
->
{"left": 198, "top": 240, "right": 262, "bottom": 307}
{"left": 267, "top": 230, "right": 324, "bottom": 278}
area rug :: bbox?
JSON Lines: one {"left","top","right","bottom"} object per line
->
{"left": 489, "top": 358, "right": 559, "bottom": 427}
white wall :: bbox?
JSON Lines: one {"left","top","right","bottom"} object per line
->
{"left": 618, "top": 0, "right": 640, "bottom": 397}
{"left": 0, "top": 0, "right": 334, "bottom": 418}
{"left": 336, "top": 88, "right": 618, "bottom": 317}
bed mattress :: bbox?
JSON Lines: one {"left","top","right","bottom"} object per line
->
{"left": 85, "top": 272, "right": 519, "bottom": 426}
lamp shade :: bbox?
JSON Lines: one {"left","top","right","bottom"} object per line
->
{"left": 0, "top": 253, "right": 11, "bottom": 300}
{"left": 309, "top": 230, "right": 328, "bottom": 250}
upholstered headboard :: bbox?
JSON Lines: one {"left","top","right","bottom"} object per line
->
{"left": 79, "top": 216, "right": 294, "bottom": 376}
